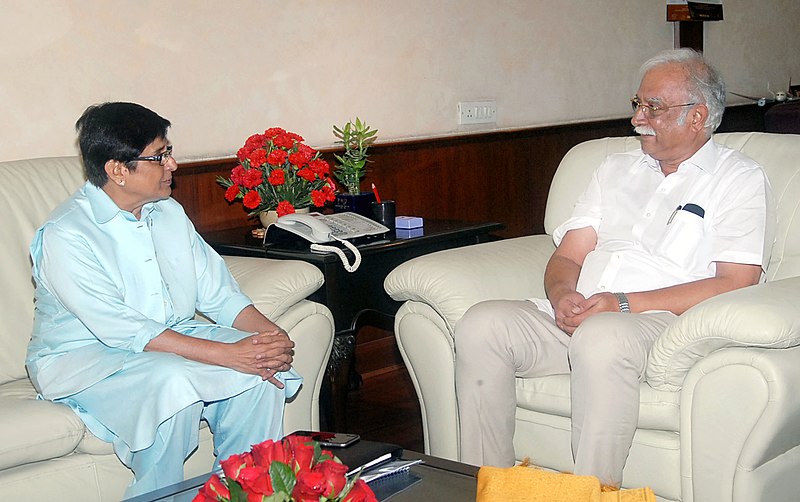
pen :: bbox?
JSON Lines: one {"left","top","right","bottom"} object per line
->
{"left": 667, "top": 205, "right": 681, "bottom": 225}
{"left": 371, "top": 183, "right": 382, "bottom": 203}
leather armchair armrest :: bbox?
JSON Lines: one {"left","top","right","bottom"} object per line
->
{"left": 223, "top": 256, "right": 324, "bottom": 320}
{"left": 384, "top": 235, "right": 555, "bottom": 333}
{"left": 646, "top": 276, "right": 800, "bottom": 391}
{"left": 224, "top": 256, "right": 333, "bottom": 432}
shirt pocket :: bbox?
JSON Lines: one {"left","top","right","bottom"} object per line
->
{"left": 655, "top": 210, "right": 706, "bottom": 270}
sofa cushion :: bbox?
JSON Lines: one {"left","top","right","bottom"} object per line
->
{"left": 515, "top": 374, "right": 680, "bottom": 432}
{"left": 76, "top": 417, "right": 213, "bottom": 455}
{"left": 0, "top": 379, "right": 84, "bottom": 470}
{"left": 0, "top": 156, "right": 86, "bottom": 385}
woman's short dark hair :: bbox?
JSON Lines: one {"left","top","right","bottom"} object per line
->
{"left": 76, "top": 102, "right": 171, "bottom": 187}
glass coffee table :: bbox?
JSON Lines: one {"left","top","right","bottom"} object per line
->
{"left": 125, "top": 450, "right": 478, "bottom": 502}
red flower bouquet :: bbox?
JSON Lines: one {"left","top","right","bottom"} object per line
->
{"left": 193, "top": 436, "right": 378, "bottom": 502}
{"left": 218, "top": 128, "right": 336, "bottom": 217}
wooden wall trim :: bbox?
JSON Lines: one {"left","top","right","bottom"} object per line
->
{"left": 174, "top": 104, "right": 767, "bottom": 239}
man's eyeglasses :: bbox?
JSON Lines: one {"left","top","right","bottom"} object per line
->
{"left": 631, "top": 97, "right": 696, "bottom": 118}
{"left": 132, "top": 145, "right": 173, "bottom": 166}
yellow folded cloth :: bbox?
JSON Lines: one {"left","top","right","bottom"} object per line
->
{"left": 476, "top": 465, "right": 655, "bottom": 502}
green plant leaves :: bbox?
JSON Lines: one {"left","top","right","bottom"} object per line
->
{"left": 332, "top": 118, "right": 378, "bottom": 194}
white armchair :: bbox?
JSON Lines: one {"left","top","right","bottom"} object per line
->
{"left": 385, "top": 132, "right": 800, "bottom": 502}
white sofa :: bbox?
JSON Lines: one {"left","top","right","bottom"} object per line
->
{"left": 0, "top": 156, "right": 335, "bottom": 501}
{"left": 385, "top": 132, "right": 800, "bottom": 502}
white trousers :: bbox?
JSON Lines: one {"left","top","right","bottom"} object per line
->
{"left": 454, "top": 299, "right": 675, "bottom": 486}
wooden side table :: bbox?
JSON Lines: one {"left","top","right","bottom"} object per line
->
{"left": 203, "top": 220, "right": 503, "bottom": 430}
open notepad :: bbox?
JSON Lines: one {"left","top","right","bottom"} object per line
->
{"left": 365, "top": 467, "right": 424, "bottom": 500}
{"left": 360, "top": 458, "right": 423, "bottom": 483}
{"left": 332, "top": 440, "right": 404, "bottom": 477}
{"left": 329, "top": 438, "right": 424, "bottom": 499}
{"left": 348, "top": 450, "right": 395, "bottom": 477}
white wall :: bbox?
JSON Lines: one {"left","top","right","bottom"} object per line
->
{"left": 1, "top": 0, "right": 798, "bottom": 162}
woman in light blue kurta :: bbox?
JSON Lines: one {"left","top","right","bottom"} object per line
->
{"left": 26, "top": 102, "right": 302, "bottom": 498}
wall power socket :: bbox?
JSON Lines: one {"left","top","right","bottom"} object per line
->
{"left": 458, "top": 100, "right": 497, "bottom": 124}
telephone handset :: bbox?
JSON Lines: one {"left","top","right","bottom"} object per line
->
{"left": 275, "top": 212, "right": 389, "bottom": 243}
{"left": 272, "top": 212, "right": 390, "bottom": 272}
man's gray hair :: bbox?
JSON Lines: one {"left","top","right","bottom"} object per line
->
{"left": 640, "top": 48, "right": 726, "bottom": 133}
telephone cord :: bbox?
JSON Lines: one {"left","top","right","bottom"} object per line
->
{"left": 310, "top": 237, "right": 362, "bottom": 272}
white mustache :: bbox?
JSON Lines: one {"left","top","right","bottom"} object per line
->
{"left": 634, "top": 125, "right": 656, "bottom": 136}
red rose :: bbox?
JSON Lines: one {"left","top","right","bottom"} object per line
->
{"left": 248, "top": 148, "right": 268, "bottom": 168}
{"left": 221, "top": 452, "right": 253, "bottom": 481}
{"left": 276, "top": 200, "right": 295, "bottom": 216}
{"left": 291, "top": 470, "right": 328, "bottom": 502}
{"left": 251, "top": 439, "right": 291, "bottom": 466}
{"left": 237, "top": 465, "right": 274, "bottom": 496}
{"left": 284, "top": 434, "right": 316, "bottom": 457}
{"left": 267, "top": 149, "right": 288, "bottom": 166}
{"left": 314, "top": 459, "right": 349, "bottom": 497}
{"left": 309, "top": 159, "right": 330, "bottom": 176}
{"left": 297, "top": 167, "right": 317, "bottom": 182}
{"left": 268, "top": 169, "right": 285, "bottom": 185}
{"left": 242, "top": 190, "right": 262, "bottom": 210}
{"left": 224, "top": 185, "right": 240, "bottom": 202}
{"left": 190, "top": 491, "right": 215, "bottom": 502}
{"left": 343, "top": 479, "right": 378, "bottom": 502}
{"left": 292, "top": 442, "right": 316, "bottom": 472}
{"left": 230, "top": 165, "right": 245, "bottom": 185}
{"left": 193, "top": 473, "right": 229, "bottom": 502}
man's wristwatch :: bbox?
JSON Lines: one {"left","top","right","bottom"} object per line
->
{"left": 613, "top": 292, "right": 630, "bottom": 313}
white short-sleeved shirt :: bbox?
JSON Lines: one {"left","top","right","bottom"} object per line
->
{"left": 531, "top": 138, "right": 774, "bottom": 317}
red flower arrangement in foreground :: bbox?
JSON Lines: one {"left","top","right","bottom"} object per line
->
{"left": 218, "top": 128, "right": 336, "bottom": 217}
{"left": 193, "top": 436, "right": 377, "bottom": 502}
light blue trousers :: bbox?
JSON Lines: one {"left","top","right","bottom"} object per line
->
{"left": 119, "top": 380, "right": 286, "bottom": 498}
{"left": 60, "top": 325, "right": 301, "bottom": 499}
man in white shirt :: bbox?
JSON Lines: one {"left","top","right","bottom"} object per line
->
{"left": 455, "top": 48, "right": 775, "bottom": 488}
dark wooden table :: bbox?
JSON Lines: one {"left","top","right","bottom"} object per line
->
{"left": 203, "top": 219, "right": 503, "bottom": 429}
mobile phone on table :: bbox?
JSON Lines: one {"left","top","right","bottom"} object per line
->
{"left": 288, "top": 430, "right": 360, "bottom": 448}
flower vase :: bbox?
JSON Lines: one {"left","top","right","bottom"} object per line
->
{"left": 258, "top": 207, "right": 310, "bottom": 229}
{"left": 334, "top": 192, "right": 376, "bottom": 217}
{"left": 258, "top": 210, "right": 279, "bottom": 229}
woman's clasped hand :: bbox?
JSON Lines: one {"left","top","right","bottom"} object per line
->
{"left": 233, "top": 328, "right": 295, "bottom": 385}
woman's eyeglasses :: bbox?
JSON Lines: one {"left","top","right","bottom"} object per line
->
{"left": 631, "top": 97, "right": 695, "bottom": 118}
{"left": 132, "top": 145, "right": 173, "bottom": 166}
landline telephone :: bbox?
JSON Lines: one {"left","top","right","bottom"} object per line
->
{"left": 271, "top": 212, "right": 390, "bottom": 272}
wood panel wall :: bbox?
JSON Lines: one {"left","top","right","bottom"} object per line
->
{"left": 173, "top": 104, "right": 768, "bottom": 239}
